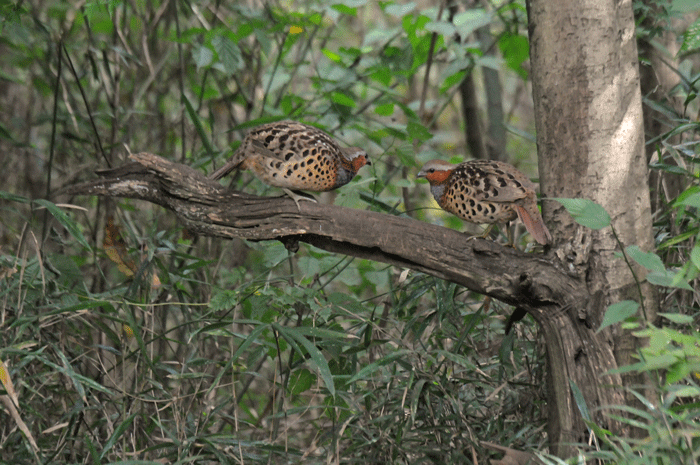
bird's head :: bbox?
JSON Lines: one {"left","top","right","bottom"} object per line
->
{"left": 343, "top": 147, "right": 371, "bottom": 173}
{"left": 417, "top": 159, "right": 456, "bottom": 184}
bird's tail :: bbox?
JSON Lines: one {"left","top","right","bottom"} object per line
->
{"left": 209, "top": 152, "right": 245, "bottom": 181}
{"left": 514, "top": 204, "right": 552, "bottom": 245}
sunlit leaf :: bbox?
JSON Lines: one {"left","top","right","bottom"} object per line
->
{"left": 658, "top": 312, "right": 694, "bottom": 324}
{"left": 322, "top": 48, "right": 342, "bottom": 63}
{"left": 625, "top": 245, "right": 665, "bottom": 272}
{"left": 647, "top": 269, "right": 694, "bottom": 290}
{"left": 598, "top": 300, "right": 639, "bottom": 333}
{"left": 680, "top": 17, "right": 700, "bottom": 53}
{"left": 691, "top": 245, "right": 700, "bottom": 270}
{"left": 374, "top": 102, "right": 395, "bottom": 116}
{"left": 551, "top": 198, "right": 610, "bottom": 229}
{"left": 385, "top": 2, "right": 415, "bottom": 17}
{"left": 425, "top": 20, "right": 455, "bottom": 37}
{"left": 330, "top": 91, "right": 355, "bottom": 107}
{"left": 192, "top": 44, "right": 214, "bottom": 69}
{"left": 678, "top": 192, "right": 700, "bottom": 208}
{"left": 453, "top": 9, "right": 491, "bottom": 37}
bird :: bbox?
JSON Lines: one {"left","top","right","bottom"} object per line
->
{"left": 416, "top": 159, "right": 551, "bottom": 245}
{"left": 209, "top": 120, "right": 371, "bottom": 208}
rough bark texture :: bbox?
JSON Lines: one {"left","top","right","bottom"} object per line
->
{"left": 460, "top": 74, "right": 488, "bottom": 160}
{"left": 62, "top": 153, "right": 571, "bottom": 306}
{"left": 476, "top": 25, "right": 507, "bottom": 162}
{"left": 528, "top": 0, "right": 657, "bottom": 455}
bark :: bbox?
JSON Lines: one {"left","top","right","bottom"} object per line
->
{"left": 638, "top": 1, "right": 685, "bottom": 214}
{"left": 476, "top": 25, "right": 507, "bottom": 161}
{"left": 459, "top": 74, "right": 488, "bottom": 159}
{"left": 528, "top": 0, "right": 658, "bottom": 455}
{"left": 61, "top": 152, "right": 624, "bottom": 456}
{"left": 60, "top": 153, "right": 572, "bottom": 306}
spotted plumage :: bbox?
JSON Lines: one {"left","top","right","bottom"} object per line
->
{"left": 417, "top": 159, "right": 551, "bottom": 245}
{"left": 209, "top": 121, "right": 370, "bottom": 196}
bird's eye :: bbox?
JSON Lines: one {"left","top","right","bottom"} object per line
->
{"left": 429, "top": 169, "right": 435, "bottom": 173}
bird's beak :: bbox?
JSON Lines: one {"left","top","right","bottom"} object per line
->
{"left": 416, "top": 169, "right": 427, "bottom": 179}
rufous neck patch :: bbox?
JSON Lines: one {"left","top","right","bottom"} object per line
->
{"left": 426, "top": 169, "right": 452, "bottom": 184}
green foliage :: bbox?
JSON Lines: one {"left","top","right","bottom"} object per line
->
{"left": 551, "top": 197, "right": 611, "bottom": 230}
{"left": 0, "top": 1, "right": 550, "bottom": 463}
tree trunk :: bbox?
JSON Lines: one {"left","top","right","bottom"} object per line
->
{"left": 476, "top": 25, "right": 507, "bottom": 161}
{"left": 528, "top": 0, "right": 657, "bottom": 456}
{"left": 638, "top": 1, "right": 685, "bottom": 213}
{"left": 459, "top": 74, "right": 488, "bottom": 159}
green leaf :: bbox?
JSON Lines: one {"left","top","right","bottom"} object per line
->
{"left": 639, "top": 353, "right": 678, "bottom": 371}
{"left": 680, "top": 16, "right": 700, "bottom": 53}
{"left": 322, "top": 48, "right": 342, "bottom": 63}
{"left": 34, "top": 199, "right": 90, "bottom": 249}
{"left": 569, "top": 380, "right": 591, "bottom": 421}
{"left": 598, "top": 300, "right": 639, "bottom": 333}
{"left": 273, "top": 323, "right": 335, "bottom": 397}
{"left": 209, "top": 289, "right": 238, "bottom": 311}
{"left": 288, "top": 368, "right": 315, "bottom": 395}
{"left": 625, "top": 245, "right": 665, "bottom": 272}
{"left": 670, "top": 176, "right": 699, "bottom": 198}
{"left": 406, "top": 120, "right": 433, "bottom": 143}
{"left": 691, "top": 245, "right": 700, "bottom": 270}
{"left": 551, "top": 198, "right": 611, "bottom": 230}
{"left": 331, "top": 4, "right": 357, "bottom": 16}
{"left": 678, "top": 192, "right": 700, "bottom": 208}
{"left": 374, "top": 102, "right": 395, "bottom": 116}
{"left": 499, "top": 32, "right": 529, "bottom": 79}
{"left": 348, "top": 351, "right": 410, "bottom": 383}
{"left": 439, "top": 69, "right": 466, "bottom": 93}
{"left": 385, "top": 2, "right": 415, "bottom": 17}
{"left": 292, "top": 326, "right": 354, "bottom": 340}
{"left": 452, "top": 9, "right": 491, "bottom": 38}
{"left": 192, "top": 44, "right": 214, "bottom": 69}
{"left": 330, "top": 91, "right": 356, "bottom": 107}
{"left": 658, "top": 312, "right": 694, "bottom": 324}
{"left": 100, "top": 413, "right": 137, "bottom": 460}
{"left": 670, "top": 385, "right": 700, "bottom": 398}
{"left": 425, "top": 20, "right": 455, "bottom": 37}
{"left": 0, "top": 190, "right": 30, "bottom": 203}
{"left": 646, "top": 269, "right": 694, "bottom": 290}
{"left": 211, "top": 34, "right": 242, "bottom": 74}
{"left": 183, "top": 94, "right": 214, "bottom": 155}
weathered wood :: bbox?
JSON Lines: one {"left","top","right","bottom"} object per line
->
{"left": 64, "top": 152, "right": 575, "bottom": 307}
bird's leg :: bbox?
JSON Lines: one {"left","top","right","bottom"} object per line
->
{"left": 506, "top": 223, "right": 516, "bottom": 248}
{"left": 465, "top": 224, "right": 495, "bottom": 243}
{"left": 480, "top": 223, "right": 496, "bottom": 240}
{"left": 282, "top": 188, "right": 317, "bottom": 211}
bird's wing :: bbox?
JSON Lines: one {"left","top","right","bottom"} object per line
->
{"left": 473, "top": 185, "right": 529, "bottom": 203}
{"left": 250, "top": 139, "right": 285, "bottom": 160}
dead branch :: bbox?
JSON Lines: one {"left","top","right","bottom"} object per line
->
{"left": 60, "top": 152, "right": 579, "bottom": 312}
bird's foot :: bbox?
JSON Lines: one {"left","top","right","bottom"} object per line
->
{"left": 479, "top": 224, "right": 496, "bottom": 241}
{"left": 283, "top": 188, "right": 317, "bottom": 211}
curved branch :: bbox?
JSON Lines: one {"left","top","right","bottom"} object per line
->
{"left": 62, "top": 152, "right": 576, "bottom": 310}
{"left": 61, "top": 152, "right": 624, "bottom": 452}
